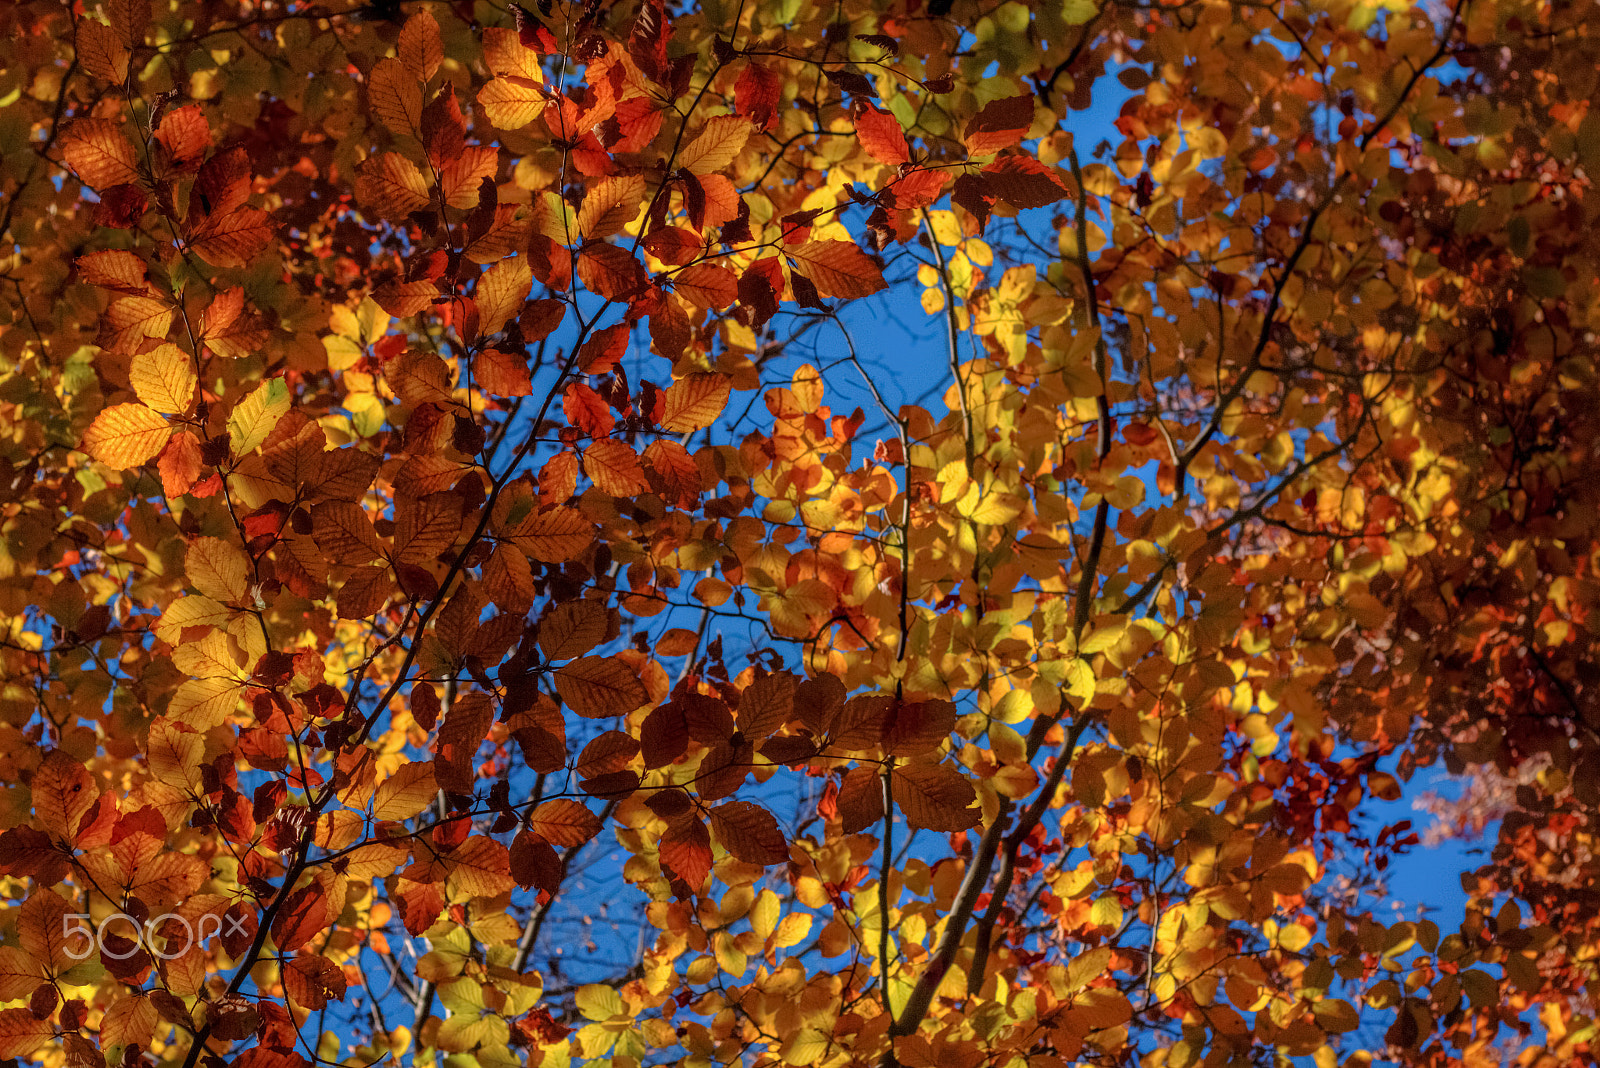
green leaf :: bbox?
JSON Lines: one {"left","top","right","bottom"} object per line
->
{"left": 1062, "top": 0, "right": 1098, "bottom": 25}
{"left": 227, "top": 376, "right": 290, "bottom": 456}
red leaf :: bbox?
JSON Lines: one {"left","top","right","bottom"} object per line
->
{"left": 854, "top": 104, "right": 910, "bottom": 166}
{"left": 736, "top": 62, "right": 783, "bottom": 132}
{"left": 564, "top": 382, "right": 615, "bottom": 438}
{"left": 659, "top": 818, "right": 712, "bottom": 890}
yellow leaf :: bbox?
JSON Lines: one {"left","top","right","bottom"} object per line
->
{"left": 367, "top": 58, "right": 422, "bottom": 137}
{"left": 82, "top": 402, "right": 170, "bottom": 468}
{"left": 372, "top": 762, "right": 438, "bottom": 821}
{"left": 129, "top": 342, "right": 196, "bottom": 415}
{"left": 679, "top": 115, "right": 752, "bottom": 175}
{"left": 475, "top": 255, "right": 532, "bottom": 339}
{"left": 186, "top": 536, "right": 251, "bottom": 604}
{"left": 479, "top": 77, "right": 547, "bottom": 130}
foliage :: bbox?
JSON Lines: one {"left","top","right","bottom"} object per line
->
{"left": 0, "top": 0, "right": 1596, "bottom": 1066}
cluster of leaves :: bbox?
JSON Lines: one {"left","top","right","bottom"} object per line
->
{"left": 0, "top": 0, "right": 1597, "bottom": 1066}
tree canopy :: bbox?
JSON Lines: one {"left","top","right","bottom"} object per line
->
{"left": 0, "top": 0, "right": 1596, "bottom": 1066}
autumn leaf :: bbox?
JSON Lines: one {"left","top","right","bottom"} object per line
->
{"left": 60, "top": 118, "right": 141, "bottom": 189}
{"left": 788, "top": 240, "right": 888, "bottom": 299}
{"left": 963, "top": 95, "right": 1036, "bottom": 156}
{"left": 227, "top": 377, "right": 291, "bottom": 456}
{"left": 892, "top": 762, "right": 981, "bottom": 831}
{"left": 708, "top": 801, "right": 788, "bottom": 865}
{"left": 372, "top": 762, "right": 438, "bottom": 821}
{"left": 357, "top": 152, "right": 432, "bottom": 217}
{"left": 0, "top": 1008, "right": 53, "bottom": 1059}
{"left": 82, "top": 403, "right": 169, "bottom": 468}
{"left": 554, "top": 656, "right": 648, "bottom": 718}
{"left": 855, "top": 104, "right": 910, "bottom": 166}
{"left": 679, "top": 115, "right": 752, "bottom": 175}
{"left": 659, "top": 372, "right": 731, "bottom": 432}
{"left": 584, "top": 438, "right": 649, "bottom": 497}
{"left": 527, "top": 799, "right": 602, "bottom": 847}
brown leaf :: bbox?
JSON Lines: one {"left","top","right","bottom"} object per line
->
{"left": 708, "top": 801, "right": 788, "bottom": 865}
{"left": 892, "top": 762, "right": 981, "bottom": 831}
{"left": 963, "top": 95, "right": 1035, "bottom": 157}
{"left": 837, "top": 765, "right": 886, "bottom": 834}
{"left": 555, "top": 656, "right": 647, "bottom": 717}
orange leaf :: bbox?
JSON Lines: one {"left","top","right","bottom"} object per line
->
{"left": 81, "top": 403, "right": 169, "bottom": 468}
{"left": 642, "top": 439, "right": 701, "bottom": 507}
{"left": 735, "top": 62, "right": 782, "bottom": 131}
{"left": 837, "top": 765, "right": 886, "bottom": 834}
{"left": 788, "top": 240, "right": 888, "bottom": 299}
{"left": 157, "top": 431, "right": 202, "bottom": 497}
{"left": 564, "top": 381, "right": 615, "bottom": 438}
{"left": 554, "top": 656, "right": 648, "bottom": 718}
{"left": 709, "top": 801, "right": 789, "bottom": 865}
{"left": 673, "top": 263, "right": 738, "bottom": 309}
{"left": 443, "top": 835, "right": 516, "bottom": 897}
{"left": 188, "top": 207, "right": 275, "bottom": 268}
{"left": 578, "top": 174, "right": 647, "bottom": 241}
{"left": 75, "top": 249, "right": 147, "bottom": 293}
{"left": 473, "top": 254, "right": 531, "bottom": 337}
{"left": 505, "top": 506, "right": 592, "bottom": 562}
{"left": 584, "top": 438, "right": 649, "bottom": 497}
{"left": 982, "top": 155, "right": 1069, "bottom": 209}
{"left": 578, "top": 731, "right": 641, "bottom": 779}
{"left": 855, "top": 105, "right": 910, "bottom": 166}
{"left": 283, "top": 956, "right": 346, "bottom": 1011}
{"left": 0, "top": 1007, "right": 53, "bottom": 1059}
{"left": 398, "top": 9, "right": 443, "bottom": 82}
{"left": 31, "top": 751, "right": 96, "bottom": 844}
{"left": 271, "top": 882, "right": 331, "bottom": 953}
{"left": 61, "top": 118, "right": 141, "bottom": 189}
{"left": 659, "top": 372, "right": 731, "bottom": 432}
{"left": 644, "top": 227, "right": 704, "bottom": 266}
{"left": 394, "top": 491, "right": 463, "bottom": 564}
{"left": 477, "top": 348, "right": 533, "bottom": 396}
{"left": 154, "top": 105, "right": 210, "bottom": 169}
{"left": 537, "top": 450, "right": 580, "bottom": 506}
{"left": 76, "top": 18, "right": 129, "bottom": 83}
{"left": 527, "top": 799, "right": 602, "bottom": 847}
{"left": 372, "top": 279, "right": 440, "bottom": 317}
{"left": 538, "top": 600, "right": 609, "bottom": 660}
